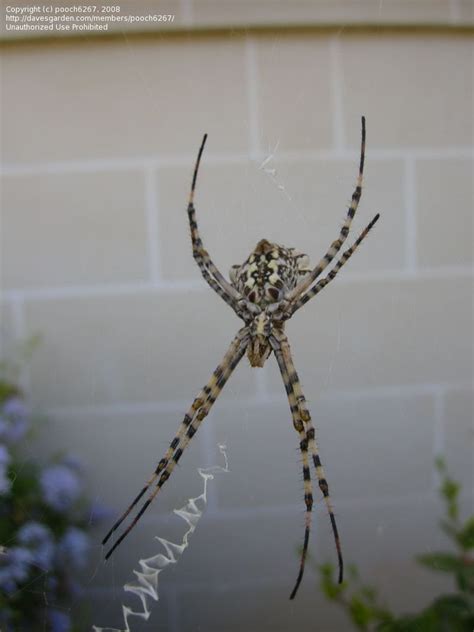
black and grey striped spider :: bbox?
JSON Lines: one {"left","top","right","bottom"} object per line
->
{"left": 103, "top": 117, "right": 379, "bottom": 599}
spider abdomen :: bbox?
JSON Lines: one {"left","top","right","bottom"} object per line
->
{"left": 230, "top": 239, "right": 311, "bottom": 306}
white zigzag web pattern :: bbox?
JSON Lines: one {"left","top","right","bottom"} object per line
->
{"left": 93, "top": 444, "right": 229, "bottom": 632}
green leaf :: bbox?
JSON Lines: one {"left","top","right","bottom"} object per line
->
{"left": 440, "top": 477, "right": 461, "bottom": 522}
{"left": 457, "top": 516, "right": 474, "bottom": 550}
{"left": 430, "top": 593, "right": 474, "bottom": 630}
{"left": 317, "top": 458, "right": 473, "bottom": 631}
{"left": 319, "top": 563, "right": 346, "bottom": 600}
{"left": 417, "top": 552, "right": 464, "bottom": 573}
{"left": 455, "top": 563, "right": 474, "bottom": 593}
{"left": 349, "top": 595, "right": 374, "bottom": 629}
{"left": 432, "top": 593, "right": 471, "bottom": 613}
{"left": 0, "top": 381, "right": 20, "bottom": 404}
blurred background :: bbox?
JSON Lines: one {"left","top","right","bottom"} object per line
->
{"left": 1, "top": 1, "right": 473, "bottom": 630}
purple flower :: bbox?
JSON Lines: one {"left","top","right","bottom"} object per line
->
{"left": 57, "top": 528, "right": 89, "bottom": 570}
{"left": 46, "top": 575, "right": 58, "bottom": 593}
{"left": 0, "top": 564, "right": 14, "bottom": 587}
{"left": 48, "top": 609, "right": 71, "bottom": 632}
{"left": 0, "top": 396, "right": 29, "bottom": 444}
{"left": 2, "top": 397, "right": 28, "bottom": 420}
{"left": 18, "top": 522, "right": 51, "bottom": 546}
{"left": 8, "top": 547, "right": 33, "bottom": 581}
{"left": 33, "top": 542, "right": 55, "bottom": 571}
{"left": 0, "top": 447, "right": 11, "bottom": 494}
{"left": 40, "top": 465, "right": 81, "bottom": 512}
{"left": 0, "top": 569, "right": 16, "bottom": 594}
{"left": 3, "top": 417, "right": 27, "bottom": 443}
{"left": 0, "top": 547, "right": 33, "bottom": 586}
{"left": 17, "top": 522, "right": 55, "bottom": 571}
{"left": 0, "top": 445, "right": 10, "bottom": 465}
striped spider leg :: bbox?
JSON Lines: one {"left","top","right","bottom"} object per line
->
{"left": 187, "top": 134, "right": 243, "bottom": 314}
{"left": 269, "top": 332, "right": 317, "bottom": 599}
{"left": 289, "top": 211, "right": 380, "bottom": 315}
{"left": 103, "top": 117, "right": 380, "bottom": 600}
{"left": 102, "top": 134, "right": 248, "bottom": 558}
{"left": 267, "top": 204, "right": 379, "bottom": 598}
{"left": 102, "top": 327, "right": 249, "bottom": 558}
{"left": 285, "top": 118, "right": 366, "bottom": 305}
{"left": 270, "top": 330, "right": 343, "bottom": 599}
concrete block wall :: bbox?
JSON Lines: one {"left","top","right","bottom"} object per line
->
{"left": 1, "top": 6, "right": 472, "bottom": 630}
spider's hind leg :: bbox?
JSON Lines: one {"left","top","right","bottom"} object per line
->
{"left": 271, "top": 337, "right": 314, "bottom": 600}
{"left": 102, "top": 328, "right": 249, "bottom": 559}
{"left": 292, "top": 380, "right": 343, "bottom": 584}
{"left": 101, "top": 395, "right": 203, "bottom": 548}
{"left": 270, "top": 331, "right": 343, "bottom": 595}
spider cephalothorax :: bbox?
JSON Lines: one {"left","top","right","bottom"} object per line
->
{"left": 103, "top": 117, "right": 380, "bottom": 601}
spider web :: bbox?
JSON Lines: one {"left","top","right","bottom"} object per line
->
{"left": 92, "top": 444, "right": 229, "bottom": 632}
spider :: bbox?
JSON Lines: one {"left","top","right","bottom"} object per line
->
{"left": 102, "top": 116, "right": 379, "bottom": 600}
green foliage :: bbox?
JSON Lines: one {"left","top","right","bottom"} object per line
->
{"left": 319, "top": 458, "right": 474, "bottom": 631}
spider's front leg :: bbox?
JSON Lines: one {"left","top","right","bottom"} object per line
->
{"left": 102, "top": 327, "right": 250, "bottom": 559}
{"left": 270, "top": 330, "right": 343, "bottom": 597}
{"left": 290, "top": 212, "right": 380, "bottom": 315}
{"left": 287, "top": 116, "right": 367, "bottom": 303}
{"left": 187, "top": 134, "right": 242, "bottom": 314}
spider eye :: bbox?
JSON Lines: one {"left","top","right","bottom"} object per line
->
{"left": 248, "top": 290, "right": 257, "bottom": 303}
